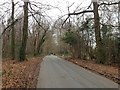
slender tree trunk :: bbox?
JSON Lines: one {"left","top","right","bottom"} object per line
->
{"left": 118, "top": 1, "right": 120, "bottom": 62}
{"left": 118, "top": 1, "right": 120, "bottom": 32}
{"left": 59, "top": 29, "right": 62, "bottom": 54}
{"left": 19, "top": 2, "right": 28, "bottom": 61}
{"left": 93, "top": 2, "right": 103, "bottom": 63}
{"left": 37, "top": 30, "right": 47, "bottom": 55}
{"left": 0, "top": 23, "right": 3, "bottom": 85}
{"left": 11, "top": 0, "right": 15, "bottom": 60}
{"left": 33, "top": 36, "right": 37, "bottom": 56}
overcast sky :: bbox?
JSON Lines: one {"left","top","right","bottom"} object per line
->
{"left": 0, "top": 0, "right": 91, "bottom": 20}
{"left": 41, "top": 0, "right": 91, "bottom": 19}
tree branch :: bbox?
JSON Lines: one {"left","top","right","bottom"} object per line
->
{"left": 68, "top": 10, "right": 93, "bottom": 16}
{"left": 99, "top": 2, "right": 119, "bottom": 7}
{"left": 28, "top": 3, "right": 48, "bottom": 31}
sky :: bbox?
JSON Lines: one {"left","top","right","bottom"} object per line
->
{"left": 40, "top": 0, "right": 91, "bottom": 19}
{"left": 0, "top": 0, "right": 119, "bottom": 21}
{"left": 0, "top": 0, "right": 91, "bottom": 21}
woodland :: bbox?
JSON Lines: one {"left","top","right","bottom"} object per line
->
{"left": 0, "top": 0, "right": 120, "bottom": 88}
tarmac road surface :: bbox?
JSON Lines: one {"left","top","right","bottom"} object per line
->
{"left": 37, "top": 55, "right": 118, "bottom": 88}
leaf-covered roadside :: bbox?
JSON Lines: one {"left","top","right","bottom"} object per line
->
{"left": 2, "top": 57, "right": 42, "bottom": 88}
{"left": 64, "top": 57, "right": 119, "bottom": 84}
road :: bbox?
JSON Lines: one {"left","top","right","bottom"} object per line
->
{"left": 37, "top": 55, "right": 118, "bottom": 88}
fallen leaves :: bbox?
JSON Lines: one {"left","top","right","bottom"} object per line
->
{"left": 2, "top": 57, "right": 42, "bottom": 88}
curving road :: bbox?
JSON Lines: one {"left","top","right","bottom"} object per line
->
{"left": 37, "top": 55, "right": 118, "bottom": 88}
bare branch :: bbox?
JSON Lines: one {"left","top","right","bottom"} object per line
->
{"left": 62, "top": 16, "right": 70, "bottom": 27}
{"left": 0, "top": 12, "right": 42, "bottom": 37}
{"left": 99, "top": 2, "right": 119, "bottom": 7}
{"left": 100, "top": 23, "right": 119, "bottom": 28}
{"left": 68, "top": 10, "right": 93, "bottom": 16}
{"left": 28, "top": 3, "right": 49, "bottom": 31}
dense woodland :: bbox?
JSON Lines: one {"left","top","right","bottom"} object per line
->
{"left": 0, "top": 0, "right": 120, "bottom": 65}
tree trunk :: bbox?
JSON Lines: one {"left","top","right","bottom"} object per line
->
{"left": 118, "top": 1, "right": 120, "bottom": 62}
{"left": 11, "top": 0, "right": 15, "bottom": 60}
{"left": 33, "top": 35, "right": 37, "bottom": 56}
{"left": 19, "top": 2, "right": 28, "bottom": 61}
{"left": 118, "top": 1, "right": 120, "bottom": 32}
{"left": 93, "top": 2, "right": 104, "bottom": 63}
{"left": 37, "top": 30, "right": 47, "bottom": 55}
{"left": 0, "top": 22, "right": 3, "bottom": 62}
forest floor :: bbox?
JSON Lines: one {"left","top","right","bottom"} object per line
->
{"left": 64, "top": 57, "right": 120, "bottom": 84}
{"left": 2, "top": 57, "right": 43, "bottom": 88}
{"left": 2, "top": 56, "right": 120, "bottom": 88}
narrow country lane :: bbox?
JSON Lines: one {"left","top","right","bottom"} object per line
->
{"left": 37, "top": 55, "right": 118, "bottom": 88}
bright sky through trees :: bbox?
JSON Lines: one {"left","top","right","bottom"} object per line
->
{"left": 0, "top": 0, "right": 91, "bottom": 20}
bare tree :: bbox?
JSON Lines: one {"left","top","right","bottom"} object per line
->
{"left": 19, "top": 1, "right": 28, "bottom": 61}
{"left": 118, "top": 1, "right": 120, "bottom": 32}
{"left": 11, "top": 0, "right": 15, "bottom": 60}
{"left": 93, "top": 1, "right": 103, "bottom": 63}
